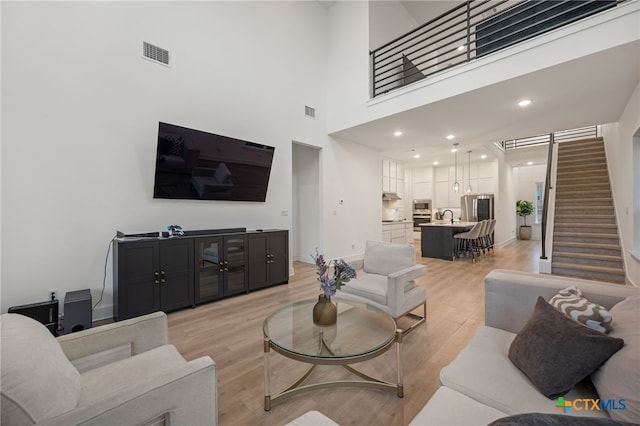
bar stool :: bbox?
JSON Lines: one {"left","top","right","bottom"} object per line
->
{"left": 486, "top": 219, "right": 496, "bottom": 253}
{"left": 454, "top": 221, "right": 484, "bottom": 262}
{"left": 477, "top": 220, "right": 490, "bottom": 255}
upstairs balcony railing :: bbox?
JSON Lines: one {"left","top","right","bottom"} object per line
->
{"left": 371, "top": 0, "right": 622, "bottom": 98}
{"left": 494, "top": 125, "right": 600, "bottom": 151}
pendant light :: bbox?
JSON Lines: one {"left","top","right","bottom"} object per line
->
{"left": 466, "top": 150, "right": 473, "bottom": 193}
{"left": 452, "top": 143, "right": 459, "bottom": 193}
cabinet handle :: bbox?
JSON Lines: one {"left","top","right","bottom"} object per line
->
{"left": 154, "top": 271, "right": 159, "bottom": 284}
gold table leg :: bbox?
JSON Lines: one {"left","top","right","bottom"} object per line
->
{"left": 263, "top": 337, "right": 271, "bottom": 411}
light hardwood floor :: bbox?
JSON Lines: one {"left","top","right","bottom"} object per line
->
{"left": 168, "top": 239, "right": 541, "bottom": 426}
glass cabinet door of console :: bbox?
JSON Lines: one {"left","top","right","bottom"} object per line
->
{"left": 224, "top": 236, "right": 246, "bottom": 296}
{"left": 197, "top": 238, "right": 223, "bottom": 302}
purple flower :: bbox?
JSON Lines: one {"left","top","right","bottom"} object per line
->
{"left": 311, "top": 250, "right": 357, "bottom": 298}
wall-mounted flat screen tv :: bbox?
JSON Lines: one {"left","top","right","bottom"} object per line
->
{"left": 153, "top": 122, "right": 275, "bottom": 202}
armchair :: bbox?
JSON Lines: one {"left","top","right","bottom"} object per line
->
{"left": 336, "top": 240, "right": 427, "bottom": 335}
{"left": 1, "top": 311, "right": 216, "bottom": 426}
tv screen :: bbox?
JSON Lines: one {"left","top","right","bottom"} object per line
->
{"left": 153, "top": 122, "right": 275, "bottom": 202}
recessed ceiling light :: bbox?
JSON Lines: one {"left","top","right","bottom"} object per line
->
{"left": 433, "top": 161, "right": 439, "bottom": 165}
{"left": 518, "top": 99, "right": 532, "bottom": 107}
{"left": 481, "top": 154, "right": 487, "bottom": 159}
{"left": 527, "top": 161, "right": 534, "bottom": 165}
{"left": 457, "top": 45, "right": 465, "bottom": 51}
{"left": 413, "top": 154, "right": 421, "bottom": 159}
{"left": 394, "top": 131, "right": 403, "bottom": 137}
{"left": 447, "top": 134, "right": 455, "bottom": 140}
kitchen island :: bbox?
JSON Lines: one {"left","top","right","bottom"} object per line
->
{"left": 420, "top": 222, "right": 476, "bottom": 260}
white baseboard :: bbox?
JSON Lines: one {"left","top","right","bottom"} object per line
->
{"left": 496, "top": 237, "right": 516, "bottom": 248}
{"left": 92, "top": 304, "right": 113, "bottom": 322}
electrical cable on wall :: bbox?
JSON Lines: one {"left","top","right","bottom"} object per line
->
{"left": 94, "top": 235, "right": 117, "bottom": 310}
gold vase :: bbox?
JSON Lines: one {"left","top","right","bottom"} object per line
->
{"left": 312, "top": 295, "right": 337, "bottom": 326}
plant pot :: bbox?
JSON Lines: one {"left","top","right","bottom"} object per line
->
{"left": 519, "top": 226, "right": 532, "bottom": 240}
{"left": 312, "top": 295, "right": 337, "bottom": 325}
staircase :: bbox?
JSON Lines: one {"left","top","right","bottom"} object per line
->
{"left": 552, "top": 137, "right": 626, "bottom": 284}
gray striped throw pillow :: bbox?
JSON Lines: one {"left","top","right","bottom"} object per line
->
{"left": 549, "top": 286, "right": 613, "bottom": 333}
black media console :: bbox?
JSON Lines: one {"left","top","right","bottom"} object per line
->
{"left": 113, "top": 228, "right": 288, "bottom": 321}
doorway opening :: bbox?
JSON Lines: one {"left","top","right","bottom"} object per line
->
{"left": 292, "top": 142, "right": 321, "bottom": 264}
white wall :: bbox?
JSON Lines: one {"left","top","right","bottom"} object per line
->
{"left": 326, "top": 1, "right": 371, "bottom": 132}
{"left": 1, "top": 1, "right": 335, "bottom": 317}
{"left": 496, "top": 152, "right": 517, "bottom": 247}
{"left": 368, "top": 1, "right": 418, "bottom": 51}
{"left": 602, "top": 82, "right": 640, "bottom": 286}
{"left": 322, "top": 136, "right": 382, "bottom": 261}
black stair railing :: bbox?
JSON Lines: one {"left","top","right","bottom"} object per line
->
{"left": 540, "top": 132, "right": 555, "bottom": 260}
{"left": 371, "top": 0, "right": 622, "bottom": 98}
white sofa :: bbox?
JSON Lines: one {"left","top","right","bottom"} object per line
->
{"left": 1, "top": 311, "right": 217, "bottom": 426}
{"left": 410, "top": 269, "right": 639, "bottom": 425}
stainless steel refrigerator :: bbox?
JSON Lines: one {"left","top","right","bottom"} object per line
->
{"left": 460, "top": 194, "right": 494, "bottom": 222}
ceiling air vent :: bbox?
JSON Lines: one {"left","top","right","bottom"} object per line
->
{"left": 304, "top": 105, "right": 316, "bottom": 118}
{"left": 143, "top": 41, "right": 170, "bottom": 66}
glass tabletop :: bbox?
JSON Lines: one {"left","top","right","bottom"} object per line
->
{"left": 263, "top": 298, "right": 397, "bottom": 360}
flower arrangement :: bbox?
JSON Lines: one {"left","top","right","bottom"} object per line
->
{"left": 311, "top": 250, "right": 357, "bottom": 298}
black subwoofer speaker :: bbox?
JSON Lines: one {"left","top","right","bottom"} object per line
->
{"left": 64, "top": 289, "right": 92, "bottom": 333}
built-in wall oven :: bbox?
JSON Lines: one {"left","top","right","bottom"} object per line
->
{"left": 413, "top": 199, "right": 432, "bottom": 231}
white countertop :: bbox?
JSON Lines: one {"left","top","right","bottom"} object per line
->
{"left": 382, "top": 220, "right": 413, "bottom": 224}
{"left": 420, "top": 221, "right": 476, "bottom": 228}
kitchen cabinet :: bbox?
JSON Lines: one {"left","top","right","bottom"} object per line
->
{"left": 420, "top": 223, "right": 474, "bottom": 260}
{"left": 382, "top": 221, "right": 413, "bottom": 244}
{"left": 382, "top": 159, "right": 404, "bottom": 195}
{"left": 248, "top": 230, "right": 289, "bottom": 291}
{"left": 194, "top": 234, "right": 247, "bottom": 304}
{"left": 114, "top": 238, "right": 194, "bottom": 321}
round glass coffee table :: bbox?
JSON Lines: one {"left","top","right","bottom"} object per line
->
{"left": 263, "top": 298, "right": 403, "bottom": 411}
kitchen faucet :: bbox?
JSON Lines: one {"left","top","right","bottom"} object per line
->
{"left": 442, "top": 209, "right": 454, "bottom": 224}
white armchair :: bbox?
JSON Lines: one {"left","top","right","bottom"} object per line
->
{"left": 336, "top": 240, "right": 427, "bottom": 334}
{"left": 1, "top": 311, "right": 216, "bottom": 426}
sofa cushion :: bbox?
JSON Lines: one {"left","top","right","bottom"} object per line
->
{"left": 508, "top": 297, "right": 624, "bottom": 399}
{"left": 1, "top": 313, "right": 82, "bottom": 423}
{"left": 286, "top": 410, "right": 339, "bottom": 426}
{"left": 549, "top": 286, "right": 612, "bottom": 333}
{"left": 489, "top": 413, "right": 632, "bottom": 425}
{"left": 338, "top": 272, "right": 387, "bottom": 305}
{"left": 363, "top": 240, "right": 414, "bottom": 276}
{"left": 440, "top": 325, "right": 607, "bottom": 417}
{"left": 78, "top": 344, "right": 187, "bottom": 407}
{"left": 409, "top": 386, "right": 507, "bottom": 426}
{"left": 591, "top": 295, "right": 640, "bottom": 424}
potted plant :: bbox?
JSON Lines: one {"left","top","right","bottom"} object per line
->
{"left": 516, "top": 200, "right": 534, "bottom": 240}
